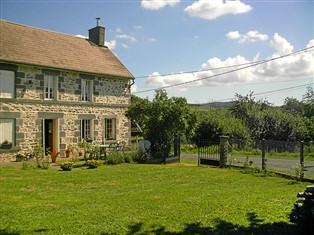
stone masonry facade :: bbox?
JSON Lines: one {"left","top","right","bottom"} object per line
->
{"left": 0, "top": 63, "right": 132, "bottom": 159}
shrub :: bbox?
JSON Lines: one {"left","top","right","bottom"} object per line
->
{"left": 105, "top": 153, "right": 125, "bottom": 165}
{"left": 123, "top": 153, "right": 134, "bottom": 163}
{"left": 131, "top": 148, "right": 151, "bottom": 163}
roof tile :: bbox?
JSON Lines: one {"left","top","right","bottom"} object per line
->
{"left": 0, "top": 20, "right": 134, "bottom": 79}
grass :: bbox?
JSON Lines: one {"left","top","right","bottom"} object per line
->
{"left": 0, "top": 162, "right": 309, "bottom": 234}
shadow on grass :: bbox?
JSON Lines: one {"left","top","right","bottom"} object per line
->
{"left": 102, "top": 212, "right": 310, "bottom": 235}
{"left": 1, "top": 213, "right": 311, "bottom": 235}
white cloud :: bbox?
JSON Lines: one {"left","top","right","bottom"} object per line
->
{"left": 144, "top": 35, "right": 313, "bottom": 91}
{"left": 226, "top": 30, "right": 268, "bottom": 43}
{"left": 134, "top": 25, "right": 143, "bottom": 30}
{"left": 121, "top": 43, "right": 129, "bottom": 48}
{"left": 226, "top": 31, "right": 241, "bottom": 40}
{"left": 115, "top": 28, "right": 122, "bottom": 33}
{"left": 149, "top": 37, "right": 157, "bottom": 42}
{"left": 131, "top": 84, "right": 138, "bottom": 93}
{"left": 116, "top": 34, "right": 137, "bottom": 43}
{"left": 141, "top": 0, "right": 180, "bottom": 10}
{"left": 269, "top": 33, "right": 293, "bottom": 55}
{"left": 145, "top": 71, "right": 199, "bottom": 87}
{"left": 105, "top": 40, "right": 117, "bottom": 50}
{"left": 184, "top": 0, "right": 252, "bottom": 20}
{"left": 256, "top": 35, "right": 312, "bottom": 78}
{"left": 75, "top": 34, "right": 88, "bottom": 39}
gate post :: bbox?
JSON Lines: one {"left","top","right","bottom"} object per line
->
{"left": 300, "top": 141, "right": 304, "bottom": 179}
{"left": 219, "top": 136, "right": 229, "bottom": 168}
{"left": 262, "top": 139, "right": 266, "bottom": 171}
{"left": 174, "top": 135, "right": 181, "bottom": 160}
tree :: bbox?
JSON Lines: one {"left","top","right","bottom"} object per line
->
{"left": 283, "top": 97, "right": 304, "bottom": 116}
{"left": 192, "top": 115, "right": 222, "bottom": 144}
{"left": 126, "top": 90, "right": 197, "bottom": 158}
{"left": 230, "top": 92, "right": 271, "bottom": 140}
{"left": 303, "top": 85, "right": 314, "bottom": 118}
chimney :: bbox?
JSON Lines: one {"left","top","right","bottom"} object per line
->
{"left": 88, "top": 18, "right": 105, "bottom": 46}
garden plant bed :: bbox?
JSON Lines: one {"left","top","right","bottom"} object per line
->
{"left": 0, "top": 163, "right": 310, "bottom": 234}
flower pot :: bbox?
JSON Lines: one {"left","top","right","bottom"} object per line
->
{"left": 88, "top": 165, "right": 98, "bottom": 169}
{"left": 1, "top": 144, "right": 12, "bottom": 149}
{"left": 16, "top": 156, "right": 24, "bottom": 162}
{"left": 61, "top": 166, "right": 72, "bottom": 171}
{"left": 51, "top": 156, "right": 57, "bottom": 163}
{"left": 65, "top": 151, "right": 71, "bottom": 158}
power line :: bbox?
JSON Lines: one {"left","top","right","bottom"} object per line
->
{"left": 134, "top": 77, "right": 313, "bottom": 89}
{"left": 134, "top": 60, "right": 259, "bottom": 79}
{"left": 133, "top": 46, "right": 314, "bottom": 94}
{"left": 205, "top": 83, "right": 312, "bottom": 104}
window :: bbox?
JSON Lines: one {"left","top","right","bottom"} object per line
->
{"left": 0, "top": 70, "right": 14, "bottom": 98}
{"left": 44, "top": 75, "right": 56, "bottom": 100}
{"left": 81, "top": 120, "right": 92, "bottom": 141}
{"left": 104, "top": 118, "right": 116, "bottom": 140}
{"left": 0, "top": 119, "right": 14, "bottom": 145}
{"left": 81, "top": 79, "right": 92, "bottom": 101}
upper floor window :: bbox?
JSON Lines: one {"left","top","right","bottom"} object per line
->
{"left": 0, "top": 70, "right": 14, "bottom": 98}
{"left": 0, "top": 119, "right": 15, "bottom": 145}
{"left": 104, "top": 118, "right": 116, "bottom": 140}
{"left": 44, "top": 75, "right": 56, "bottom": 100}
{"left": 81, "top": 79, "right": 92, "bottom": 102}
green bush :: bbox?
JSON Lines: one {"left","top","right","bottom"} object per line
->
{"left": 123, "top": 153, "right": 134, "bottom": 163}
{"left": 105, "top": 152, "right": 125, "bottom": 165}
{"left": 131, "top": 148, "right": 151, "bottom": 163}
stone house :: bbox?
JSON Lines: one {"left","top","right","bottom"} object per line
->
{"left": 0, "top": 20, "right": 134, "bottom": 159}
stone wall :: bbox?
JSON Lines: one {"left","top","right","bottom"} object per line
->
{"left": 0, "top": 64, "right": 132, "bottom": 158}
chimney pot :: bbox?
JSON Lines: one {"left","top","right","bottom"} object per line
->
{"left": 96, "top": 17, "right": 100, "bottom": 26}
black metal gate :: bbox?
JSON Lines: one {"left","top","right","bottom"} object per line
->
{"left": 198, "top": 140, "right": 220, "bottom": 166}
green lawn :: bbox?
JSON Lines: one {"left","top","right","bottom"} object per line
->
{"left": 0, "top": 163, "right": 309, "bottom": 234}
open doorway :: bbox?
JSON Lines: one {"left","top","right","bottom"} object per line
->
{"left": 44, "top": 119, "right": 58, "bottom": 153}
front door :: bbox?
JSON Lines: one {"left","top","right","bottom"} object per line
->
{"left": 44, "top": 119, "right": 53, "bottom": 153}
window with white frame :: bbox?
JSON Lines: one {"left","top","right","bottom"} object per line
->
{"left": 0, "top": 119, "right": 15, "bottom": 145}
{"left": 0, "top": 70, "right": 15, "bottom": 98}
{"left": 81, "top": 119, "right": 92, "bottom": 141}
{"left": 81, "top": 79, "right": 92, "bottom": 101}
{"left": 44, "top": 75, "right": 56, "bottom": 100}
{"left": 104, "top": 118, "right": 116, "bottom": 140}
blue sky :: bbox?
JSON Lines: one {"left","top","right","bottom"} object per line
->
{"left": 1, "top": 0, "right": 313, "bottom": 105}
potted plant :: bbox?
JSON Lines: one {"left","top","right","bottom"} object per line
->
{"left": 60, "top": 161, "right": 74, "bottom": 171}
{"left": 1, "top": 140, "right": 12, "bottom": 149}
{"left": 65, "top": 149, "right": 71, "bottom": 158}
{"left": 66, "top": 144, "right": 77, "bottom": 158}
{"left": 49, "top": 150, "right": 60, "bottom": 163}
{"left": 86, "top": 159, "right": 100, "bottom": 169}
{"left": 15, "top": 151, "right": 27, "bottom": 162}
{"left": 78, "top": 140, "right": 88, "bottom": 157}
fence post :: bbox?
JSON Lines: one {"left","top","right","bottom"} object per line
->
{"left": 262, "top": 139, "right": 266, "bottom": 171}
{"left": 173, "top": 135, "right": 181, "bottom": 160}
{"left": 219, "top": 136, "right": 229, "bottom": 168}
{"left": 300, "top": 141, "right": 304, "bottom": 179}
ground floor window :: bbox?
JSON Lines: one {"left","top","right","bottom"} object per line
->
{"left": 81, "top": 119, "right": 92, "bottom": 141}
{"left": 104, "top": 118, "right": 116, "bottom": 140}
{"left": 0, "top": 119, "right": 14, "bottom": 145}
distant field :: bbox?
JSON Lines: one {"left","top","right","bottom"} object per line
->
{"left": 0, "top": 163, "right": 308, "bottom": 234}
